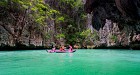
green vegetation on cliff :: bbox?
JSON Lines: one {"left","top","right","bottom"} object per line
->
{"left": 0, "top": 0, "right": 89, "bottom": 48}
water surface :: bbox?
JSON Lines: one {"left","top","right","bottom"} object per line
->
{"left": 0, "top": 49, "right": 140, "bottom": 75}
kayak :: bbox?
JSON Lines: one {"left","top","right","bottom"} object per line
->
{"left": 47, "top": 50, "right": 76, "bottom": 53}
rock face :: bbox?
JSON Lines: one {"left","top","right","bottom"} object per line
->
{"left": 84, "top": 0, "right": 140, "bottom": 49}
{"left": 0, "top": 1, "right": 60, "bottom": 49}
{"left": 0, "top": 6, "right": 44, "bottom": 48}
{"left": 0, "top": 21, "right": 44, "bottom": 47}
{"left": 85, "top": 0, "right": 140, "bottom": 19}
{"left": 115, "top": 0, "right": 140, "bottom": 19}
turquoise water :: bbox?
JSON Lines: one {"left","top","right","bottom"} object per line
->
{"left": 0, "top": 49, "right": 140, "bottom": 75}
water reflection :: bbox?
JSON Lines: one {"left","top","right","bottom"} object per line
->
{"left": 68, "top": 53, "right": 73, "bottom": 57}
{"left": 68, "top": 53, "right": 73, "bottom": 63}
{"left": 58, "top": 53, "right": 74, "bottom": 63}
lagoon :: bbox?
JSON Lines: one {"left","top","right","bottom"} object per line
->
{"left": 0, "top": 49, "right": 140, "bottom": 75}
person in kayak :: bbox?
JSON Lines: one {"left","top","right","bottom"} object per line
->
{"left": 59, "top": 45, "right": 65, "bottom": 51}
{"left": 52, "top": 47, "right": 56, "bottom": 52}
{"left": 69, "top": 45, "right": 73, "bottom": 52}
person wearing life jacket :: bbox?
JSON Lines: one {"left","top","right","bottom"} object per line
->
{"left": 59, "top": 45, "right": 65, "bottom": 51}
{"left": 69, "top": 45, "right": 73, "bottom": 52}
{"left": 52, "top": 47, "right": 56, "bottom": 52}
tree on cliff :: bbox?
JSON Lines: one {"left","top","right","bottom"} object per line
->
{"left": 0, "top": 0, "right": 59, "bottom": 46}
{"left": 0, "top": 0, "right": 88, "bottom": 47}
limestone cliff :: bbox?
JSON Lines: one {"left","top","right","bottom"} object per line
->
{"left": 84, "top": 0, "right": 140, "bottom": 49}
{"left": 0, "top": 5, "right": 45, "bottom": 48}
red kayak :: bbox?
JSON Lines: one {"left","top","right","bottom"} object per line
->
{"left": 47, "top": 50, "right": 76, "bottom": 53}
